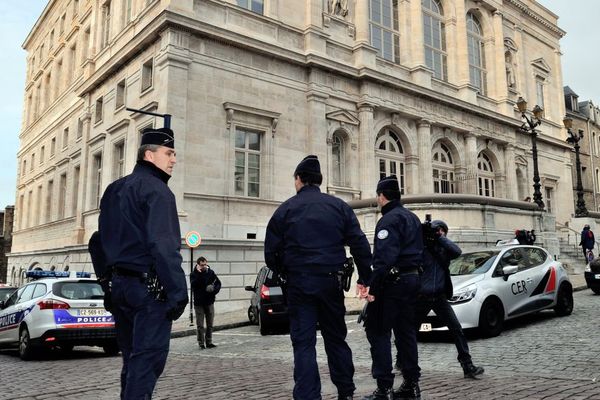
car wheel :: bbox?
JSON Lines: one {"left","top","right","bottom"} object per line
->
{"left": 478, "top": 299, "right": 504, "bottom": 338}
{"left": 103, "top": 342, "right": 120, "bottom": 356}
{"left": 259, "top": 312, "right": 270, "bottom": 336}
{"left": 19, "top": 326, "right": 36, "bottom": 361}
{"left": 554, "top": 284, "right": 574, "bottom": 316}
{"left": 248, "top": 306, "right": 258, "bottom": 325}
{"left": 591, "top": 287, "right": 600, "bottom": 295}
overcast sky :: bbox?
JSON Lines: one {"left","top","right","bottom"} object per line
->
{"left": 0, "top": 1, "right": 598, "bottom": 208}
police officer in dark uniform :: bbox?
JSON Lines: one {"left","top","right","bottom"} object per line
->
{"left": 395, "top": 220, "right": 484, "bottom": 379}
{"left": 91, "top": 127, "right": 188, "bottom": 400}
{"left": 264, "top": 155, "right": 372, "bottom": 400}
{"left": 363, "top": 175, "right": 423, "bottom": 400}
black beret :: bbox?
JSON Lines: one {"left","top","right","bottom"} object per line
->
{"left": 141, "top": 127, "right": 175, "bottom": 149}
{"left": 377, "top": 175, "right": 400, "bottom": 193}
{"left": 294, "top": 155, "right": 321, "bottom": 176}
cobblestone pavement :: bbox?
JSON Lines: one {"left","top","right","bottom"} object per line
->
{"left": 1, "top": 289, "right": 599, "bottom": 400}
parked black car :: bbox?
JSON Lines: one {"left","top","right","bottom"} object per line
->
{"left": 245, "top": 266, "right": 288, "bottom": 335}
{"left": 586, "top": 258, "right": 600, "bottom": 294}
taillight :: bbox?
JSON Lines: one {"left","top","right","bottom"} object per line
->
{"left": 38, "top": 299, "right": 70, "bottom": 310}
{"left": 260, "top": 284, "right": 270, "bottom": 300}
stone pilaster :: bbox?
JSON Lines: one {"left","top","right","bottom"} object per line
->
{"left": 352, "top": 0, "right": 377, "bottom": 69}
{"left": 504, "top": 144, "right": 517, "bottom": 200}
{"left": 358, "top": 102, "right": 376, "bottom": 198}
{"left": 417, "top": 120, "right": 433, "bottom": 193}
{"left": 493, "top": 11, "right": 508, "bottom": 100}
{"left": 465, "top": 133, "right": 478, "bottom": 194}
{"left": 305, "top": 87, "right": 329, "bottom": 187}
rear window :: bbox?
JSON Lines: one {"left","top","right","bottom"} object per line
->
{"left": 52, "top": 281, "right": 105, "bottom": 300}
{"left": 0, "top": 288, "right": 16, "bottom": 302}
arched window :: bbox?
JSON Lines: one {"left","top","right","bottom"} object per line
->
{"left": 422, "top": 0, "right": 447, "bottom": 80}
{"left": 375, "top": 128, "right": 405, "bottom": 194}
{"left": 331, "top": 132, "right": 345, "bottom": 186}
{"left": 477, "top": 152, "right": 495, "bottom": 197}
{"left": 432, "top": 142, "right": 455, "bottom": 193}
{"left": 467, "top": 12, "right": 487, "bottom": 95}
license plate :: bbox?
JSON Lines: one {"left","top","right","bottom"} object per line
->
{"left": 78, "top": 309, "right": 107, "bottom": 316}
{"left": 419, "top": 323, "right": 432, "bottom": 332}
{"left": 595, "top": 274, "right": 600, "bottom": 279}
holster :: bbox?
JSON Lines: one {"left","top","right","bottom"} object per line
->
{"left": 146, "top": 267, "right": 167, "bottom": 302}
{"left": 340, "top": 257, "right": 354, "bottom": 292}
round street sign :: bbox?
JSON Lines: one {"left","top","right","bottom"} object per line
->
{"left": 185, "top": 231, "right": 202, "bottom": 248}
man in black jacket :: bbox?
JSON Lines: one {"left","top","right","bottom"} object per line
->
{"left": 395, "top": 220, "right": 483, "bottom": 379}
{"left": 190, "top": 256, "right": 221, "bottom": 349}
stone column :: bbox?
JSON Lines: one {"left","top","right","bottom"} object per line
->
{"left": 358, "top": 102, "right": 376, "bottom": 198}
{"left": 465, "top": 133, "right": 478, "bottom": 194}
{"left": 305, "top": 0, "right": 326, "bottom": 55}
{"left": 73, "top": 107, "right": 92, "bottom": 243}
{"left": 454, "top": 0, "right": 469, "bottom": 86}
{"left": 353, "top": 0, "right": 377, "bottom": 69}
{"left": 552, "top": 48, "right": 566, "bottom": 124}
{"left": 417, "top": 120, "right": 433, "bottom": 193}
{"left": 408, "top": 0, "right": 425, "bottom": 69}
{"left": 305, "top": 87, "right": 329, "bottom": 187}
{"left": 504, "top": 144, "right": 517, "bottom": 200}
{"left": 493, "top": 11, "right": 508, "bottom": 100}
{"left": 514, "top": 26, "right": 526, "bottom": 98}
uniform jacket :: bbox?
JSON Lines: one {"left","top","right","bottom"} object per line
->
{"left": 190, "top": 267, "right": 221, "bottom": 306}
{"left": 420, "top": 236, "right": 462, "bottom": 299}
{"left": 97, "top": 160, "right": 188, "bottom": 306}
{"left": 580, "top": 227, "right": 595, "bottom": 250}
{"left": 370, "top": 200, "right": 423, "bottom": 288}
{"left": 264, "top": 185, "right": 372, "bottom": 282}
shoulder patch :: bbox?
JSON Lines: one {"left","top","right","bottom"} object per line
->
{"left": 377, "top": 229, "right": 389, "bottom": 240}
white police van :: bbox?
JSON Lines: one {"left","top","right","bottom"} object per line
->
{"left": 0, "top": 271, "right": 118, "bottom": 360}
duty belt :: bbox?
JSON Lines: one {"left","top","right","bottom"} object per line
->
{"left": 113, "top": 266, "right": 147, "bottom": 279}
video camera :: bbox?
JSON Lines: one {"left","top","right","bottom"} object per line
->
{"left": 422, "top": 213, "right": 437, "bottom": 245}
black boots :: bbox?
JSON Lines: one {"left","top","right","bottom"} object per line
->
{"left": 362, "top": 387, "right": 393, "bottom": 400}
{"left": 461, "top": 360, "right": 485, "bottom": 379}
{"left": 393, "top": 380, "right": 421, "bottom": 400}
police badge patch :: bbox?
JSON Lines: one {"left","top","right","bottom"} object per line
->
{"left": 377, "top": 229, "right": 389, "bottom": 239}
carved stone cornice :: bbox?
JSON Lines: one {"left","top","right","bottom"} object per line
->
{"left": 223, "top": 102, "right": 281, "bottom": 134}
{"left": 505, "top": 0, "right": 565, "bottom": 37}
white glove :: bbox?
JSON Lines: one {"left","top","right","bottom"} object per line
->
{"left": 206, "top": 284, "right": 214, "bottom": 293}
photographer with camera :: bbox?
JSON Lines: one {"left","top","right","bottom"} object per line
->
{"left": 395, "top": 219, "right": 484, "bottom": 379}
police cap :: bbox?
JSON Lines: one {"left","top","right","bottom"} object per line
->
{"left": 376, "top": 175, "right": 400, "bottom": 194}
{"left": 141, "top": 127, "right": 175, "bottom": 149}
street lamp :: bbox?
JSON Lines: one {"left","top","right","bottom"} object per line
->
{"left": 564, "top": 116, "right": 588, "bottom": 217}
{"left": 517, "top": 97, "right": 544, "bottom": 208}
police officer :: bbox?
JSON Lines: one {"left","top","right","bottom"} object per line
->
{"left": 363, "top": 175, "right": 423, "bottom": 400}
{"left": 264, "top": 155, "right": 372, "bottom": 400}
{"left": 395, "top": 220, "right": 484, "bottom": 379}
{"left": 91, "top": 127, "right": 189, "bottom": 400}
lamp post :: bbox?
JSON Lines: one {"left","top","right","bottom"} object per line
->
{"left": 564, "top": 116, "right": 588, "bottom": 217}
{"left": 517, "top": 97, "right": 544, "bottom": 208}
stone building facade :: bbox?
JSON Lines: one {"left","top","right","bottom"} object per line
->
{"left": 564, "top": 87, "right": 600, "bottom": 213}
{"left": 10, "top": 0, "right": 574, "bottom": 311}
{"left": 0, "top": 206, "right": 15, "bottom": 283}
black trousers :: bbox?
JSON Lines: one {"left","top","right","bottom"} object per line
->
{"left": 366, "top": 274, "right": 420, "bottom": 389}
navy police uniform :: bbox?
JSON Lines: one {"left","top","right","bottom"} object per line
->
{"left": 365, "top": 176, "right": 423, "bottom": 399}
{"left": 264, "top": 155, "right": 372, "bottom": 400}
{"left": 92, "top": 127, "right": 188, "bottom": 400}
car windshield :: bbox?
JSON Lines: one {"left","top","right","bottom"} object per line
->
{"left": 0, "top": 288, "right": 16, "bottom": 302}
{"left": 449, "top": 250, "right": 499, "bottom": 275}
{"left": 52, "top": 281, "right": 105, "bottom": 300}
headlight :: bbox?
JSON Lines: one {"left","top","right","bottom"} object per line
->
{"left": 585, "top": 264, "right": 591, "bottom": 273}
{"left": 450, "top": 285, "right": 477, "bottom": 304}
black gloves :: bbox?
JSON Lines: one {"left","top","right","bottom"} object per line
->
{"left": 166, "top": 300, "right": 188, "bottom": 321}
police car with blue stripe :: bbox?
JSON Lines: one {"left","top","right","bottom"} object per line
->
{"left": 0, "top": 271, "right": 117, "bottom": 360}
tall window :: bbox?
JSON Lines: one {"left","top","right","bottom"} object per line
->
{"left": 369, "top": 0, "right": 400, "bottom": 63}
{"left": 331, "top": 133, "right": 345, "bottom": 186}
{"left": 58, "top": 173, "right": 67, "bottom": 219}
{"left": 95, "top": 97, "right": 104, "bottom": 123}
{"left": 72, "top": 166, "right": 80, "bottom": 216}
{"left": 432, "top": 142, "right": 455, "bottom": 193}
{"left": 545, "top": 187, "right": 553, "bottom": 214}
{"left": 422, "top": 0, "right": 447, "bottom": 80}
{"left": 101, "top": 1, "right": 112, "bottom": 49}
{"left": 477, "top": 152, "right": 495, "bottom": 197}
{"left": 141, "top": 59, "right": 153, "bottom": 92}
{"left": 35, "top": 185, "right": 42, "bottom": 226}
{"left": 234, "top": 128, "right": 261, "bottom": 197}
{"left": 237, "top": 0, "right": 263, "bottom": 14}
{"left": 375, "top": 128, "right": 405, "bottom": 194}
{"left": 535, "top": 77, "right": 545, "bottom": 113}
{"left": 51, "top": 137, "right": 56, "bottom": 156}
{"left": 46, "top": 180, "right": 54, "bottom": 222}
{"left": 467, "top": 12, "right": 486, "bottom": 95}
{"left": 92, "top": 154, "right": 103, "bottom": 208}
{"left": 63, "top": 127, "right": 69, "bottom": 149}
{"left": 116, "top": 79, "right": 126, "bottom": 109}
{"left": 40, "top": 146, "right": 45, "bottom": 165}
{"left": 77, "top": 118, "right": 83, "bottom": 139}
{"left": 113, "top": 141, "right": 125, "bottom": 180}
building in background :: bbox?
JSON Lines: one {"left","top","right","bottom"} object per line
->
{"left": 0, "top": 206, "right": 15, "bottom": 283}
{"left": 9, "top": 0, "right": 575, "bottom": 311}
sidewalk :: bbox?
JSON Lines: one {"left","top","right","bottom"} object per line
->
{"left": 171, "top": 272, "right": 589, "bottom": 338}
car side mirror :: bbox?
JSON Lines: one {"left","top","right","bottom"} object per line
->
{"left": 502, "top": 265, "right": 518, "bottom": 281}
{"left": 244, "top": 286, "right": 255, "bottom": 292}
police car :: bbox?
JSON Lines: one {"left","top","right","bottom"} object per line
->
{"left": 0, "top": 271, "right": 118, "bottom": 360}
{"left": 420, "top": 243, "right": 573, "bottom": 337}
